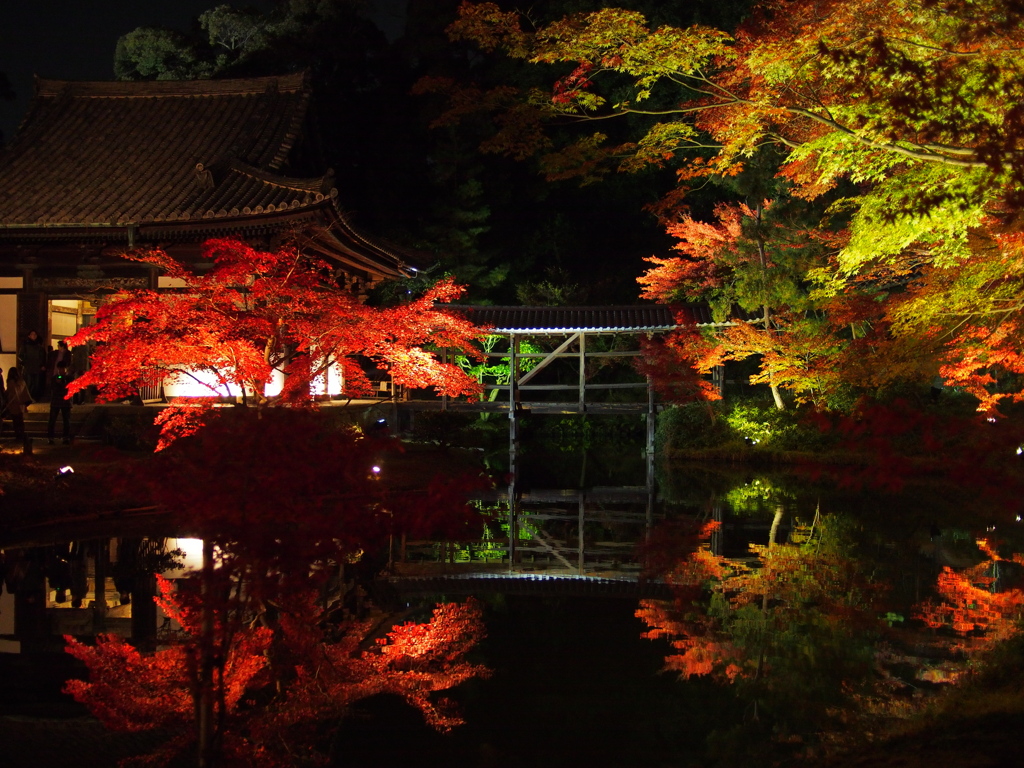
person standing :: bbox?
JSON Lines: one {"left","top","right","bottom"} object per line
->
{"left": 48, "top": 361, "right": 73, "bottom": 445}
{"left": 18, "top": 330, "right": 46, "bottom": 400}
{"left": 47, "top": 340, "right": 72, "bottom": 399}
{"left": 4, "top": 367, "right": 32, "bottom": 441}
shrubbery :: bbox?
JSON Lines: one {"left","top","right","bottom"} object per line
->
{"left": 657, "top": 398, "right": 835, "bottom": 454}
{"left": 655, "top": 402, "right": 729, "bottom": 452}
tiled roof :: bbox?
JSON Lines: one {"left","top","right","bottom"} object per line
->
{"left": 0, "top": 74, "right": 314, "bottom": 227}
{"left": 442, "top": 304, "right": 730, "bottom": 333}
{"left": 0, "top": 74, "right": 417, "bottom": 279}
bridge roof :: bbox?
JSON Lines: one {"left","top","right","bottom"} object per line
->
{"left": 444, "top": 304, "right": 726, "bottom": 334}
{"left": 389, "top": 573, "right": 672, "bottom": 599}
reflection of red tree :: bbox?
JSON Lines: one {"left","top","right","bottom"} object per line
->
{"left": 62, "top": 351, "right": 490, "bottom": 765}
{"left": 66, "top": 581, "right": 488, "bottom": 768}
{"left": 914, "top": 539, "right": 1024, "bottom": 647}
{"left": 638, "top": 514, "right": 888, "bottom": 723}
{"left": 637, "top": 598, "right": 744, "bottom": 682}
{"left": 637, "top": 522, "right": 749, "bottom": 683}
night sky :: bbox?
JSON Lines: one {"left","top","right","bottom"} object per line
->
{"left": 0, "top": 0, "right": 407, "bottom": 143}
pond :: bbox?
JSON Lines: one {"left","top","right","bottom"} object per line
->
{"left": 3, "top": 413, "right": 1024, "bottom": 768}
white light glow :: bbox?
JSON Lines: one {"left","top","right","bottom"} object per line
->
{"left": 164, "top": 538, "right": 205, "bottom": 576}
{"left": 162, "top": 361, "right": 344, "bottom": 399}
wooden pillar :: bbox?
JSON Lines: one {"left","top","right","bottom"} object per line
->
{"left": 646, "top": 374, "right": 656, "bottom": 458}
{"left": 441, "top": 348, "right": 449, "bottom": 411}
{"left": 711, "top": 500, "right": 724, "bottom": 557}
{"left": 13, "top": 549, "right": 47, "bottom": 646}
{"left": 645, "top": 442, "right": 655, "bottom": 544}
{"left": 578, "top": 332, "right": 586, "bottom": 413}
{"left": 131, "top": 574, "right": 158, "bottom": 652}
{"left": 92, "top": 539, "right": 109, "bottom": 633}
{"left": 508, "top": 333, "right": 520, "bottom": 573}
{"left": 507, "top": 481, "right": 519, "bottom": 574}
{"left": 508, "top": 334, "right": 520, "bottom": 473}
{"left": 577, "top": 495, "right": 585, "bottom": 575}
{"left": 17, "top": 289, "right": 47, "bottom": 343}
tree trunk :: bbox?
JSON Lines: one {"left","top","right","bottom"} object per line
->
{"left": 197, "top": 539, "right": 216, "bottom": 768}
{"left": 753, "top": 202, "right": 785, "bottom": 412}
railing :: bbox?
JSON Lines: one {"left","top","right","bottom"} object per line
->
{"left": 138, "top": 383, "right": 163, "bottom": 403}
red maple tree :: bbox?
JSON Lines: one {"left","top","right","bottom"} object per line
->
{"left": 57, "top": 237, "right": 494, "bottom": 766}
{"left": 67, "top": 239, "right": 483, "bottom": 444}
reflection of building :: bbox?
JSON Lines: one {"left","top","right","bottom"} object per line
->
{"left": 0, "top": 73, "right": 416, "bottom": 377}
{"left": 0, "top": 536, "right": 198, "bottom": 655}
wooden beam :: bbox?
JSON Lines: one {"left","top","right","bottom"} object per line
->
{"left": 528, "top": 527, "right": 577, "bottom": 571}
{"left": 517, "top": 332, "right": 580, "bottom": 386}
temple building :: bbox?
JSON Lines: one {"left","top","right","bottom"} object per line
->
{"left": 0, "top": 72, "right": 417, "bottom": 377}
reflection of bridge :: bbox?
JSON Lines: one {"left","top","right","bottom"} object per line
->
{"left": 396, "top": 486, "right": 658, "bottom": 581}
{"left": 390, "top": 573, "right": 672, "bottom": 600}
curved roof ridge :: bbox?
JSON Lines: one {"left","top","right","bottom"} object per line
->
{"left": 224, "top": 159, "right": 326, "bottom": 193}
{"left": 33, "top": 72, "right": 309, "bottom": 99}
{"left": 329, "top": 202, "right": 428, "bottom": 271}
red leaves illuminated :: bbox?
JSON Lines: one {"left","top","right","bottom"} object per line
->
{"left": 636, "top": 324, "right": 724, "bottom": 404}
{"left": 67, "top": 239, "right": 483, "bottom": 433}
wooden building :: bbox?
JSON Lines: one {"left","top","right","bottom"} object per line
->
{"left": 0, "top": 72, "right": 417, "bottom": 373}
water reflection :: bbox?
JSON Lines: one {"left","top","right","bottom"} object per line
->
{"left": 5, "top": 413, "right": 1024, "bottom": 765}
{"left": 392, "top": 416, "right": 1024, "bottom": 763}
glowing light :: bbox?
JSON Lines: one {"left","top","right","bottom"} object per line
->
{"left": 58, "top": 465, "right": 74, "bottom": 475}
{"left": 371, "top": 465, "right": 381, "bottom": 474}
{"left": 164, "top": 537, "right": 205, "bottom": 576}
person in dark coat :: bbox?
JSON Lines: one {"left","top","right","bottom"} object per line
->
{"left": 48, "top": 360, "right": 73, "bottom": 444}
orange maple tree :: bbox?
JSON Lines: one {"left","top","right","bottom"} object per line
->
{"left": 638, "top": 198, "right": 841, "bottom": 408}
{"left": 435, "top": 1, "right": 1024, "bottom": 414}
